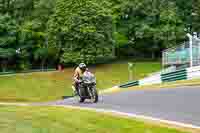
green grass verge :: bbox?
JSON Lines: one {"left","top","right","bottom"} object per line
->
{"left": 0, "top": 105, "right": 189, "bottom": 133}
{"left": 0, "top": 61, "right": 161, "bottom": 102}
{"left": 94, "top": 61, "right": 161, "bottom": 88}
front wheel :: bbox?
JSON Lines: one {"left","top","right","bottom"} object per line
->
{"left": 90, "top": 87, "right": 98, "bottom": 103}
{"left": 78, "top": 86, "right": 85, "bottom": 103}
{"left": 79, "top": 97, "right": 85, "bottom": 103}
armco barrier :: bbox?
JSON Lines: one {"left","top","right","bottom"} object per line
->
{"left": 139, "top": 74, "right": 161, "bottom": 85}
{"left": 187, "top": 66, "right": 200, "bottom": 80}
{"left": 119, "top": 81, "right": 139, "bottom": 88}
{"left": 119, "top": 66, "right": 200, "bottom": 88}
{"left": 161, "top": 69, "right": 187, "bottom": 82}
{"left": 0, "top": 69, "right": 56, "bottom": 76}
{"left": 0, "top": 71, "right": 15, "bottom": 75}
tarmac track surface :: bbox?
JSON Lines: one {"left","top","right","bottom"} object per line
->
{"left": 48, "top": 86, "right": 200, "bottom": 127}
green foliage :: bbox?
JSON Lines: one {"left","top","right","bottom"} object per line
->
{"left": 113, "top": 32, "right": 129, "bottom": 47}
{"left": 48, "top": 0, "right": 114, "bottom": 64}
{"left": 1, "top": 0, "right": 200, "bottom": 70}
{"left": 0, "top": 14, "right": 17, "bottom": 71}
{"left": 113, "top": 0, "right": 185, "bottom": 57}
{"left": 34, "top": 48, "right": 48, "bottom": 61}
{"left": 0, "top": 14, "right": 17, "bottom": 48}
{"left": 0, "top": 48, "right": 15, "bottom": 58}
{"left": 17, "top": 60, "right": 31, "bottom": 70}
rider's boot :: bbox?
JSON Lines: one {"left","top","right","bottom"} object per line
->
{"left": 72, "top": 86, "right": 78, "bottom": 96}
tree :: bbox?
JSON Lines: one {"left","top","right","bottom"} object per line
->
{"left": 110, "top": 0, "right": 185, "bottom": 58}
{"left": 0, "top": 14, "right": 17, "bottom": 71}
{"left": 190, "top": 0, "right": 200, "bottom": 33}
{"left": 1, "top": 0, "right": 200, "bottom": 70}
{"left": 34, "top": 47, "right": 48, "bottom": 70}
{"left": 48, "top": 0, "right": 114, "bottom": 64}
{"left": 19, "top": 20, "right": 50, "bottom": 69}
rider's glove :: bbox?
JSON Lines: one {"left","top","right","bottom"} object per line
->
{"left": 77, "top": 80, "right": 82, "bottom": 83}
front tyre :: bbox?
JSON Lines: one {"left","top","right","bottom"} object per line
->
{"left": 90, "top": 87, "right": 98, "bottom": 103}
{"left": 78, "top": 86, "right": 85, "bottom": 103}
{"left": 79, "top": 97, "right": 85, "bottom": 103}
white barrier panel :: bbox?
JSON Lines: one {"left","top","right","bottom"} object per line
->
{"left": 139, "top": 75, "right": 161, "bottom": 85}
{"left": 139, "top": 66, "right": 200, "bottom": 86}
{"left": 187, "top": 66, "right": 200, "bottom": 80}
{"left": 187, "top": 71, "right": 200, "bottom": 79}
{"left": 187, "top": 66, "right": 200, "bottom": 72}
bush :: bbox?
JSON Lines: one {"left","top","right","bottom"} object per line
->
{"left": 17, "top": 61, "right": 31, "bottom": 71}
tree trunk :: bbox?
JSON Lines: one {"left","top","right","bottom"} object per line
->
{"left": 41, "top": 59, "right": 46, "bottom": 71}
{"left": 102, "top": 48, "right": 105, "bottom": 56}
{"left": 2, "top": 60, "right": 8, "bottom": 72}
{"left": 112, "top": 45, "right": 115, "bottom": 57}
{"left": 2, "top": 0, "right": 6, "bottom": 13}
{"left": 151, "top": 52, "right": 155, "bottom": 59}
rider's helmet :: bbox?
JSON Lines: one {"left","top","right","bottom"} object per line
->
{"left": 79, "top": 63, "right": 87, "bottom": 71}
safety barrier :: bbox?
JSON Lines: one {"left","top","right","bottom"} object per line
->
{"left": 119, "top": 66, "right": 200, "bottom": 88}
{"left": 119, "top": 81, "right": 139, "bottom": 88}
{"left": 0, "top": 71, "right": 15, "bottom": 75}
{"left": 161, "top": 69, "right": 187, "bottom": 82}
{"left": 139, "top": 74, "right": 161, "bottom": 85}
{"left": 187, "top": 66, "right": 200, "bottom": 80}
{"left": 0, "top": 69, "right": 56, "bottom": 76}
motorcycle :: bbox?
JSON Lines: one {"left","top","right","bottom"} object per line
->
{"left": 75, "top": 71, "right": 98, "bottom": 103}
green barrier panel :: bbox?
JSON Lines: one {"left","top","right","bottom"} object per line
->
{"left": 162, "top": 74, "right": 186, "bottom": 81}
{"left": 161, "top": 72, "right": 186, "bottom": 79}
{"left": 161, "top": 68, "right": 187, "bottom": 82}
{"left": 162, "top": 74, "right": 187, "bottom": 81}
{"left": 162, "top": 69, "right": 186, "bottom": 76}
{"left": 120, "top": 81, "right": 138, "bottom": 86}
{"left": 119, "top": 81, "right": 139, "bottom": 88}
{"left": 120, "top": 83, "right": 139, "bottom": 88}
{"left": 161, "top": 73, "right": 187, "bottom": 80}
{"left": 161, "top": 73, "right": 187, "bottom": 81}
{"left": 119, "top": 82, "right": 138, "bottom": 88}
{"left": 163, "top": 76, "right": 187, "bottom": 82}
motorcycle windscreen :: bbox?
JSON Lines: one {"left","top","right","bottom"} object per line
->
{"left": 82, "top": 71, "right": 96, "bottom": 83}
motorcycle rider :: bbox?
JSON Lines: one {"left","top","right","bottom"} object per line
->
{"left": 72, "top": 63, "right": 87, "bottom": 95}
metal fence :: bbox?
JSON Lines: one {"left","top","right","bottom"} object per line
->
{"left": 0, "top": 69, "right": 56, "bottom": 77}
{"left": 162, "top": 35, "right": 200, "bottom": 68}
{"left": 192, "top": 38, "right": 200, "bottom": 66}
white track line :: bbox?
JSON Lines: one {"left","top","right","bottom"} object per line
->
{"left": 58, "top": 105, "right": 200, "bottom": 130}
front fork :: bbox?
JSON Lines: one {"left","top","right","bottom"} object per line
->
{"left": 87, "top": 87, "right": 93, "bottom": 97}
{"left": 88, "top": 85, "right": 96, "bottom": 97}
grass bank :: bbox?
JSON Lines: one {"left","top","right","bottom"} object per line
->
{"left": 0, "top": 61, "right": 161, "bottom": 102}
{"left": 0, "top": 105, "right": 189, "bottom": 133}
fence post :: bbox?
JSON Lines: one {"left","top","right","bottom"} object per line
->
{"left": 128, "top": 62, "right": 134, "bottom": 81}
{"left": 187, "top": 33, "right": 193, "bottom": 67}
